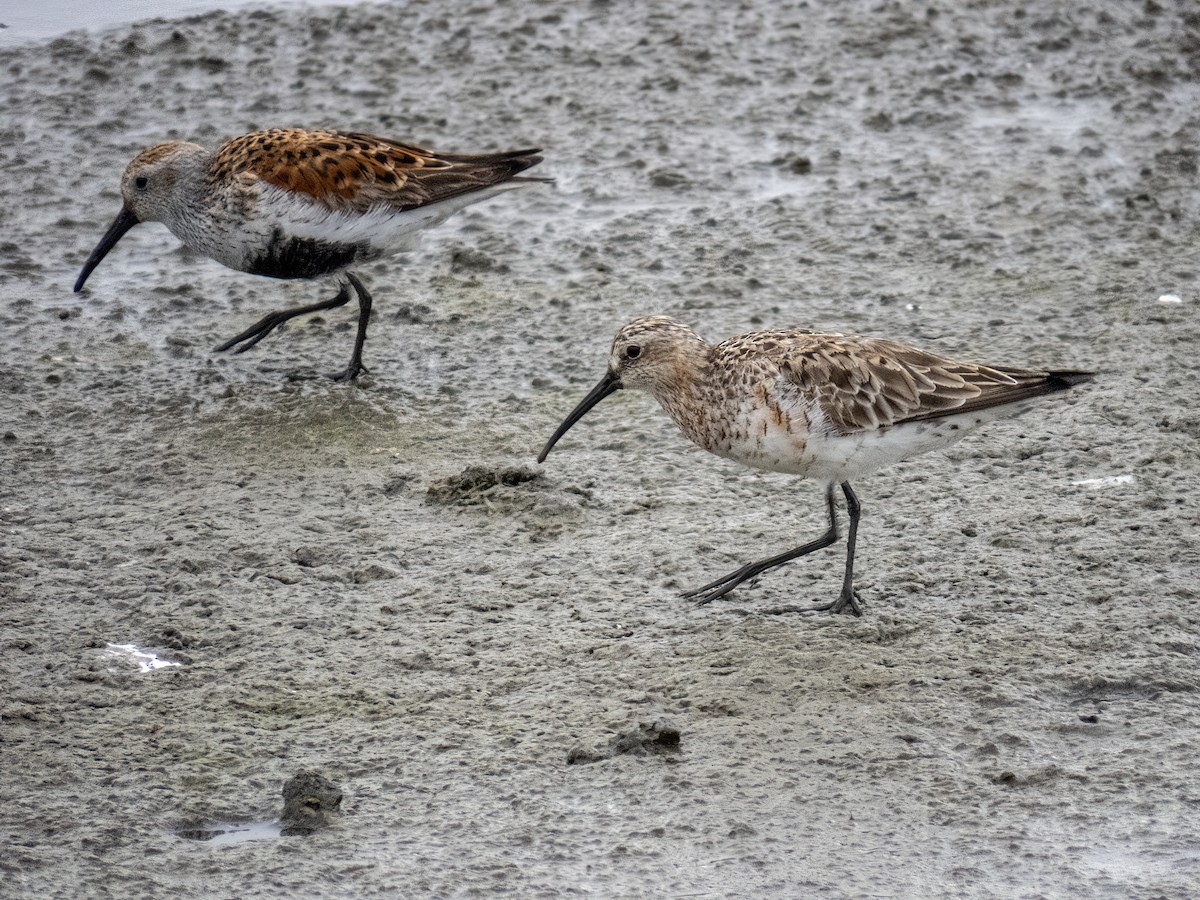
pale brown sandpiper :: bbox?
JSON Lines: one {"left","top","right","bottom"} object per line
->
{"left": 538, "top": 316, "right": 1093, "bottom": 615}
{"left": 74, "top": 128, "right": 547, "bottom": 381}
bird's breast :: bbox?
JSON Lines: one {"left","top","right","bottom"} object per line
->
{"left": 659, "top": 386, "right": 815, "bottom": 475}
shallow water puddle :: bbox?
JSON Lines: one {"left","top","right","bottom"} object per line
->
{"left": 102, "top": 643, "right": 181, "bottom": 672}
{"left": 1072, "top": 474, "right": 1135, "bottom": 489}
{"left": 177, "top": 821, "right": 283, "bottom": 845}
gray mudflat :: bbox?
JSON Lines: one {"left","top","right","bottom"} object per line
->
{"left": 2, "top": 1, "right": 1199, "bottom": 896}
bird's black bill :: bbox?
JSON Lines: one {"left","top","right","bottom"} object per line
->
{"left": 537, "top": 371, "right": 621, "bottom": 463}
{"left": 74, "top": 206, "right": 140, "bottom": 292}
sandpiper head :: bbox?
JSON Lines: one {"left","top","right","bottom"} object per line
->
{"left": 604, "top": 316, "right": 705, "bottom": 393}
{"left": 74, "top": 141, "right": 205, "bottom": 292}
{"left": 538, "top": 316, "right": 705, "bottom": 463}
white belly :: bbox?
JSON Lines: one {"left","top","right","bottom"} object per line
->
{"left": 710, "top": 403, "right": 1035, "bottom": 483}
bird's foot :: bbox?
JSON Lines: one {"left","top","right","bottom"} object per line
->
{"left": 284, "top": 370, "right": 321, "bottom": 383}
{"left": 683, "top": 585, "right": 729, "bottom": 607}
{"left": 808, "top": 588, "right": 863, "bottom": 617}
{"left": 328, "top": 361, "right": 369, "bottom": 383}
{"left": 682, "top": 575, "right": 758, "bottom": 607}
{"left": 685, "top": 588, "right": 728, "bottom": 607}
{"left": 215, "top": 311, "right": 292, "bottom": 354}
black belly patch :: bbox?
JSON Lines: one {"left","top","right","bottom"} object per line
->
{"left": 247, "top": 228, "right": 368, "bottom": 279}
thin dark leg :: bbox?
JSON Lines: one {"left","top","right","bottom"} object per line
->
{"left": 809, "top": 482, "right": 862, "bottom": 616}
{"left": 214, "top": 282, "right": 354, "bottom": 355}
{"left": 330, "top": 272, "right": 373, "bottom": 382}
{"left": 684, "top": 484, "right": 840, "bottom": 606}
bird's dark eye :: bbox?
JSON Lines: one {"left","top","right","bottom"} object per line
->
{"left": 134, "top": 176, "right": 149, "bottom": 189}
{"left": 625, "top": 345, "right": 641, "bottom": 360}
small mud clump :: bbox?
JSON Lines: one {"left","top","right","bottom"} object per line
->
{"left": 567, "top": 721, "right": 682, "bottom": 765}
{"left": 425, "top": 465, "right": 540, "bottom": 507}
{"left": 280, "top": 770, "right": 343, "bottom": 836}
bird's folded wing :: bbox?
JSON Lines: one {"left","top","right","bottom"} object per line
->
{"left": 761, "top": 332, "right": 1050, "bottom": 434}
{"left": 217, "top": 128, "right": 539, "bottom": 214}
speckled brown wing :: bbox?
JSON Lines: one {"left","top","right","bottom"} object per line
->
{"left": 210, "top": 128, "right": 543, "bottom": 212}
{"left": 751, "top": 331, "right": 1082, "bottom": 434}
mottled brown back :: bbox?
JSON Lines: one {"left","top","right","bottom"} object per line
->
{"left": 726, "top": 330, "right": 1091, "bottom": 434}
{"left": 209, "top": 128, "right": 543, "bottom": 212}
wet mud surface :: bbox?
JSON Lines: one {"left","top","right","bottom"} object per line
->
{"left": 2, "top": 0, "right": 1199, "bottom": 895}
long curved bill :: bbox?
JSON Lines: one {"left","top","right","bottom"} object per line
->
{"left": 537, "top": 371, "right": 622, "bottom": 463}
{"left": 74, "top": 206, "right": 140, "bottom": 292}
